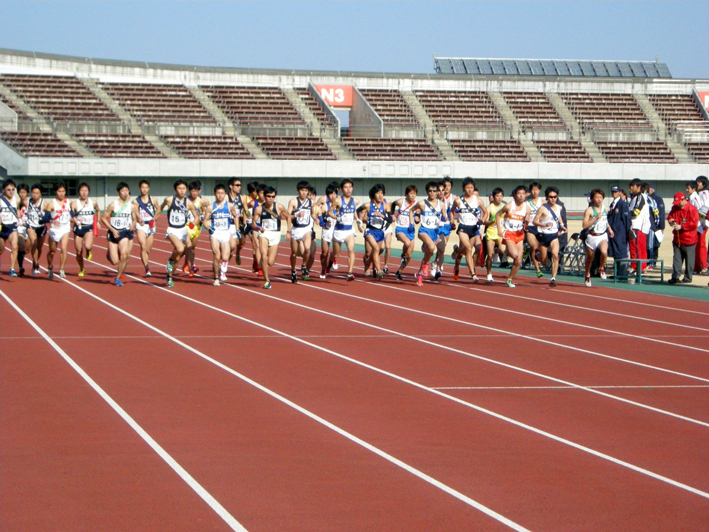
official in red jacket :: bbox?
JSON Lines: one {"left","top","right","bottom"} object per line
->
{"left": 667, "top": 192, "right": 699, "bottom": 284}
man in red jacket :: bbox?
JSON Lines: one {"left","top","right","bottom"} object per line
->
{"left": 667, "top": 192, "right": 699, "bottom": 284}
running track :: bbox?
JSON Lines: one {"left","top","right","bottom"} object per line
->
{"left": 2, "top": 227, "right": 708, "bottom": 531}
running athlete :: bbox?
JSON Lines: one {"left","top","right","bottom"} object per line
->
{"left": 43, "top": 181, "right": 72, "bottom": 280}
{"left": 25, "top": 183, "right": 47, "bottom": 275}
{"left": 246, "top": 181, "right": 264, "bottom": 274}
{"left": 0, "top": 179, "right": 20, "bottom": 276}
{"left": 495, "top": 186, "right": 531, "bottom": 288}
{"left": 582, "top": 188, "right": 613, "bottom": 287}
{"left": 451, "top": 177, "right": 488, "bottom": 282}
{"left": 414, "top": 181, "right": 447, "bottom": 287}
{"left": 183, "top": 180, "right": 206, "bottom": 276}
{"left": 16, "top": 183, "right": 30, "bottom": 277}
{"left": 202, "top": 184, "right": 239, "bottom": 286}
{"left": 133, "top": 179, "right": 161, "bottom": 277}
{"left": 227, "top": 177, "right": 247, "bottom": 265}
{"left": 432, "top": 178, "right": 456, "bottom": 280}
{"left": 286, "top": 180, "right": 315, "bottom": 283}
{"left": 252, "top": 186, "right": 287, "bottom": 289}
{"left": 328, "top": 178, "right": 360, "bottom": 281}
{"left": 483, "top": 188, "right": 507, "bottom": 283}
{"left": 303, "top": 185, "right": 319, "bottom": 274}
{"left": 72, "top": 182, "right": 100, "bottom": 278}
{"left": 159, "top": 179, "right": 200, "bottom": 288}
{"left": 317, "top": 183, "right": 339, "bottom": 279}
{"left": 532, "top": 187, "right": 567, "bottom": 287}
{"left": 391, "top": 185, "right": 418, "bottom": 281}
{"left": 525, "top": 181, "right": 544, "bottom": 278}
{"left": 359, "top": 184, "right": 390, "bottom": 280}
{"left": 101, "top": 182, "right": 138, "bottom": 287}
{"left": 380, "top": 184, "right": 394, "bottom": 275}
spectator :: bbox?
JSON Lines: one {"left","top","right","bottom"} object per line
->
{"left": 667, "top": 192, "right": 699, "bottom": 284}
{"left": 608, "top": 185, "right": 631, "bottom": 277}
{"left": 628, "top": 178, "right": 651, "bottom": 274}
{"left": 686, "top": 180, "right": 707, "bottom": 275}
{"left": 695, "top": 176, "right": 709, "bottom": 275}
{"left": 646, "top": 183, "right": 665, "bottom": 269}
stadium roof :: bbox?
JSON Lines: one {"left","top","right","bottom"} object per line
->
{"left": 434, "top": 57, "right": 672, "bottom": 79}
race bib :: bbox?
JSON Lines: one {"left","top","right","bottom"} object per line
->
{"left": 338, "top": 212, "right": 354, "bottom": 226}
{"left": 262, "top": 218, "right": 277, "bottom": 231}
{"left": 213, "top": 217, "right": 229, "bottom": 231}
{"left": 459, "top": 212, "right": 477, "bottom": 226}
{"left": 422, "top": 215, "right": 438, "bottom": 229}
{"left": 169, "top": 210, "right": 186, "bottom": 226}
{"left": 397, "top": 212, "right": 410, "bottom": 227}
{"left": 111, "top": 215, "right": 129, "bottom": 230}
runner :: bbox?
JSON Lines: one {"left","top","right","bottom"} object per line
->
{"left": 483, "top": 188, "right": 507, "bottom": 283}
{"left": 495, "top": 185, "right": 531, "bottom": 288}
{"left": 317, "top": 183, "right": 338, "bottom": 279}
{"left": 133, "top": 179, "right": 161, "bottom": 277}
{"left": 25, "top": 183, "right": 47, "bottom": 275}
{"left": 414, "top": 181, "right": 447, "bottom": 287}
{"left": 202, "top": 184, "right": 238, "bottom": 286}
{"left": 183, "top": 180, "right": 206, "bottom": 276}
{"left": 251, "top": 185, "right": 287, "bottom": 289}
{"left": 581, "top": 188, "right": 613, "bottom": 287}
{"left": 286, "top": 180, "right": 315, "bottom": 283}
{"left": 391, "top": 185, "right": 418, "bottom": 281}
{"left": 360, "top": 184, "right": 390, "bottom": 280}
{"left": 532, "top": 186, "right": 567, "bottom": 287}
{"left": 303, "top": 185, "right": 319, "bottom": 274}
{"left": 246, "top": 181, "right": 264, "bottom": 274}
{"left": 380, "top": 184, "right": 394, "bottom": 275}
{"left": 43, "top": 181, "right": 72, "bottom": 280}
{"left": 227, "top": 177, "right": 247, "bottom": 265}
{"left": 0, "top": 179, "right": 20, "bottom": 276}
{"left": 159, "top": 179, "right": 200, "bottom": 288}
{"left": 525, "top": 181, "right": 544, "bottom": 278}
{"left": 328, "top": 178, "right": 360, "bottom": 281}
{"left": 71, "top": 182, "right": 100, "bottom": 278}
{"left": 433, "top": 177, "right": 456, "bottom": 280}
{"left": 101, "top": 182, "right": 138, "bottom": 287}
{"left": 16, "top": 183, "right": 30, "bottom": 277}
{"left": 451, "top": 177, "right": 488, "bottom": 282}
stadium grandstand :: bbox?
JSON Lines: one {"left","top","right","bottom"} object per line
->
{"left": 0, "top": 49, "right": 708, "bottom": 209}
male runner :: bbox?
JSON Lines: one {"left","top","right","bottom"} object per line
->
{"left": 286, "top": 180, "right": 315, "bottom": 283}
{"left": 328, "top": 178, "right": 360, "bottom": 281}
{"left": 359, "top": 184, "right": 390, "bottom": 280}
{"left": 532, "top": 186, "right": 567, "bottom": 287}
{"left": 483, "top": 188, "right": 507, "bottom": 283}
{"left": 433, "top": 177, "right": 456, "bottom": 280}
{"left": 203, "top": 184, "right": 239, "bottom": 286}
{"left": 227, "top": 177, "right": 247, "bottom": 265}
{"left": 414, "top": 181, "right": 447, "bottom": 286}
{"left": 183, "top": 180, "right": 206, "bottom": 275}
{"left": 25, "top": 183, "right": 47, "bottom": 275}
{"left": 160, "top": 179, "right": 200, "bottom": 288}
{"left": 133, "top": 179, "right": 161, "bottom": 277}
{"left": 451, "top": 177, "right": 488, "bottom": 282}
{"left": 252, "top": 186, "right": 287, "bottom": 289}
{"left": 44, "top": 181, "right": 72, "bottom": 280}
{"left": 391, "top": 185, "right": 418, "bottom": 281}
{"left": 15, "top": 183, "right": 29, "bottom": 276}
{"left": 317, "top": 183, "right": 339, "bottom": 279}
{"left": 72, "top": 182, "right": 100, "bottom": 278}
{"left": 581, "top": 188, "right": 613, "bottom": 287}
{"left": 101, "top": 182, "right": 138, "bottom": 287}
{"left": 0, "top": 179, "right": 20, "bottom": 276}
{"left": 495, "top": 186, "right": 531, "bottom": 288}
{"left": 525, "top": 181, "right": 544, "bottom": 278}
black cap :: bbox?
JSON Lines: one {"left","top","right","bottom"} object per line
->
{"left": 611, "top": 185, "right": 621, "bottom": 192}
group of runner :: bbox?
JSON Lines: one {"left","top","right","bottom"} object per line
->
{"left": 0, "top": 176, "right": 619, "bottom": 289}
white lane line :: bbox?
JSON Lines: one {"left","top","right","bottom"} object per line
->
{"left": 434, "top": 385, "right": 709, "bottom": 390}
{"left": 38, "top": 269, "right": 531, "bottom": 532}
{"left": 53, "top": 259, "right": 709, "bottom": 503}
{"left": 92, "top": 244, "right": 709, "bottom": 425}
{"left": 0, "top": 288, "right": 248, "bottom": 532}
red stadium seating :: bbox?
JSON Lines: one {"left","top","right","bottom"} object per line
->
{"left": 73, "top": 133, "right": 165, "bottom": 158}
{"left": 595, "top": 141, "right": 677, "bottom": 163}
{"left": 296, "top": 89, "right": 336, "bottom": 128}
{"left": 253, "top": 136, "right": 335, "bottom": 159}
{"left": 342, "top": 137, "right": 442, "bottom": 160}
{"left": 162, "top": 135, "right": 254, "bottom": 159}
{"left": 414, "top": 91, "right": 506, "bottom": 129}
{"left": 202, "top": 86, "right": 305, "bottom": 126}
{"left": 359, "top": 90, "right": 420, "bottom": 127}
{"left": 561, "top": 93, "right": 651, "bottom": 131}
{"left": 535, "top": 140, "right": 592, "bottom": 163}
{"left": 0, "top": 131, "right": 81, "bottom": 157}
{"left": 448, "top": 139, "right": 529, "bottom": 161}
{"left": 503, "top": 92, "right": 567, "bottom": 130}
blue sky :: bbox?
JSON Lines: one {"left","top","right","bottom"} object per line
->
{"left": 1, "top": 1, "right": 707, "bottom": 79}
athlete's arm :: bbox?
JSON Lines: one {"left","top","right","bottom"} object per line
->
{"left": 495, "top": 203, "right": 511, "bottom": 235}
{"left": 478, "top": 202, "right": 489, "bottom": 224}
{"left": 286, "top": 198, "right": 297, "bottom": 234}
{"left": 582, "top": 207, "right": 596, "bottom": 230}
{"left": 130, "top": 203, "right": 139, "bottom": 232}
{"left": 327, "top": 198, "right": 341, "bottom": 219}
{"left": 252, "top": 206, "right": 263, "bottom": 232}
{"left": 186, "top": 199, "right": 200, "bottom": 225}
{"left": 532, "top": 205, "right": 548, "bottom": 228}
{"left": 202, "top": 203, "right": 213, "bottom": 231}
{"left": 93, "top": 200, "right": 102, "bottom": 221}
{"left": 101, "top": 202, "right": 118, "bottom": 238}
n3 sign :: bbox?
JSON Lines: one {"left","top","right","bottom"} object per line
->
{"left": 315, "top": 85, "right": 353, "bottom": 108}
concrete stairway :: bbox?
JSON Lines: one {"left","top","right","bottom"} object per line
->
{"left": 78, "top": 77, "right": 179, "bottom": 158}
{"left": 55, "top": 131, "right": 95, "bottom": 157}
{"left": 0, "top": 83, "right": 53, "bottom": 133}
{"left": 489, "top": 91, "right": 544, "bottom": 162}
{"left": 237, "top": 134, "right": 269, "bottom": 160}
{"left": 401, "top": 90, "right": 459, "bottom": 161}
{"left": 635, "top": 93, "right": 694, "bottom": 163}
{"left": 547, "top": 93, "right": 607, "bottom": 163}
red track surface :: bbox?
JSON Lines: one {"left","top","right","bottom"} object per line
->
{"left": 2, "top": 226, "right": 708, "bottom": 531}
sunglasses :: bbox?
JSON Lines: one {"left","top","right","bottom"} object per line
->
{"left": 427, "top": 189, "right": 437, "bottom": 193}
{"left": 265, "top": 194, "right": 276, "bottom": 198}
{"left": 547, "top": 195, "right": 558, "bottom": 199}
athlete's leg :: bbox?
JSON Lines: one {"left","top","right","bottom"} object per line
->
{"left": 549, "top": 239, "right": 560, "bottom": 280}
{"left": 365, "top": 234, "right": 381, "bottom": 274}
{"left": 537, "top": 244, "right": 548, "bottom": 269}
{"left": 396, "top": 233, "right": 413, "bottom": 274}
{"left": 83, "top": 231, "right": 94, "bottom": 258}
{"left": 167, "top": 234, "right": 186, "bottom": 263}
{"left": 289, "top": 235, "right": 299, "bottom": 271}
{"left": 116, "top": 237, "right": 133, "bottom": 278}
{"left": 59, "top": 232, "right": 70, "bottom": 272}
{"left": 345, "top": 234, "right": 356, "bottom": 275}
{"left": 300, "top": 232, "right": 312, "bottom": 272}
{"left": 506, "top": 239, "right": 524, "bottom": 281}
{"left": 383, "top": 232, "right": 392, "bottom": 271}
{"left": 306, "top": 236, "right": 317, "bottom": 271}
{"left": 455, "top": 232, "right": 471, "bottom": 277}
{"left": 136, "top": 230, "right": 149, "bottom": 268}
{"left": 435, "top": 234, "right": 448, "bottom": 270}
{"left": 211, "top": 237, "right": 222, "bottom": 280}
{"left": 74, "top": 234, "right": 85, "bottom": 272}
{"left": 320, "top": 238, "right": 331, "bottom": 275}
{"left": 107, "top": 240, "right": 120, "bottom": 266}
{"left": 527, "top": 231, "right": 541, "bottom": 273}
{"left": 250, "top": 232, "right": 261, "bottom": 272}
{"left": 598, "top": 239, "right": 609, "bottom": 272}
{"left": 584, "top": 245, "right": 595, "bottom": 279}
{"left": 259, "top": 236, "right": 271, "bottom": 282}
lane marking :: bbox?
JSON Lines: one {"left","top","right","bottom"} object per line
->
{"left": 0, "top": 289, "right": 248, "bottom": 532}
{"left": 434, "top": 385, "right": 709, "bottom": 390}
{"left": 50, "top": 253, "right": 709, "bottom": 502}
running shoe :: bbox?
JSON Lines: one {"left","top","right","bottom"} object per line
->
{"left": 114, "top": 278, "right": 123, "bottom": 287}
{"left": 550, "top": 278, "right": 557, "bottom": 287}
{"left": 506, "top": 279, "right": 515, "bottom": 288}
{"left": 584, "top": 276, "right": 592, "bottom": 288}
{"left": 375, "top": 270, "right": 385, "bottom": 280}
{"left": 430, "top": 264, "right": 438, "bottom": 277}
{"left": 235, "top": 254, "right": 241, "bottom": 265}
{"left": 192, "top": 265, "right": 199, "bottom": 273}
{"left": 301, "top": 270, "right": 310, "bottom": 282}
{"left": 451, "top": 245, "right": 459, "bottom": 260}
{"left": 59, "top": 270, "right": 66, "bottom": 279}
{"left": 9, "top": 269, "right": 17, "bottom": 277}
{"left": 646, "top": 265, "right": 654, "bottom": 271}
{"left": 319, "top": 272, "right": 327, "bottom": 279}
{"left": 599, "top": 268, "right": 607, "bottom": 280}
{"left": 701, "top": 269, "right": 709, "bottom": 276}
{"left": 86, "top": 250, "right": 92, "bottom": 260}
{"left": 382, "top": 267, "right": 388, "bottom": 275}
{"left": 78, "top": 269, "right": 86, "bottom": 278}
{"left": 18, "top": 267, "right": 25, "bottom": 277}
{"left": 167, "top": 277, "right": 175, "bottom": 288}
{"left": 365, "top": 270, "right": 372, "bottom": 277}
{"left": 416, "top": 272, "right": 423, "bottom": 286}
{"left": 145, "top": 267, "right": 152, "bottom": 277}
{"left": 453, "top": 269, "right": 460, "bottom": 281}
{"left": 263, "top": 281, "right": 272, "bottom": 289}
{"left": 486, "top": 273, "right": 494, "bottom": 283}
{"left": 400, "top": 256, "right": 408, "bottom": 269}
{"left": 182, "top": 262, "right": 190, "bottom": 274}
{"left": 48, "top": 268, "right": 54, "bottom": 280}
{"left": 219, "top": 271, "right": 227, "bottom": 282}
{"left": 434, "top": 271, "right": 442, "bottom": 281}
{"left": 421, "top": 263, "right": 429, "bottom": 277}
{"left": 332, "top": 259, "right": 339, "bottom": 270}
{"left": 188, "top": 269, "right": 195, "bottom": 278}
{"left": 257, "top": 269, "right": 263, "bottom": 277}
{"left": 472, "top": 275, "right": 479, "bottom": 283}
{"left": 346, "top": 272, "right": 355, "bottom": 282}
{"left": 166, "top": 259, "right": 174, "bottom": 275}
{"left": 395, "top": 271, "right": 403, "bottom": 281}
{"left": 213, "top": 279, "right": 220, "bottom": 287}
{"left": 291, "top": 270, "right": 298, "bottom": 284}
{"left": 32, "top": 268, "right": 39, "bottom": 275}
{"left": 535, "top": 269, "right": 543, "bottom": 278}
